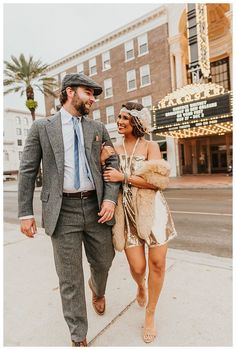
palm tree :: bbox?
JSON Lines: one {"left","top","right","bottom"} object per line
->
{"left": 4, "top": 53, "right": 58, "bottom": 120}
{"left": 4, "top": 54, "right": 58, "bottom": 186}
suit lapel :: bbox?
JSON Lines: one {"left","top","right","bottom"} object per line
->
{"left": 46, "top": 112, "right": 64, "bottom": 185}
{"left": 81, "top": 117, "right": 95, "bottom": 159}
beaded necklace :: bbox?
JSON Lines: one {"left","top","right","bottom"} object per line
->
{"left": 122, "top": 137, "right": 140, "bottom": 202}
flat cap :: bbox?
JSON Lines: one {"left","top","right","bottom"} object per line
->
{"left": 61, "top": 73, "right": 103, "bottom": 96}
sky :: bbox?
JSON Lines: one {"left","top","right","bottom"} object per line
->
{"left": 3, "top": 2, "right": 162, "bottom": 114}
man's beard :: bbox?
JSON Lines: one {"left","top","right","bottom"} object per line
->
{"left": 72, "top": 97, "right": 89, "bottom": 115}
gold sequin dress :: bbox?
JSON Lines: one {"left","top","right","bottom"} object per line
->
{"left": 119, "top": 154, "right": 177, "bottom": 249}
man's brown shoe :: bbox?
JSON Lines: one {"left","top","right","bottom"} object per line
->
{"left": 88, "top": 278, "right": 106, "bottom": 316}
{"left": 72, "top": 339, "right": 87, "bottom": 347}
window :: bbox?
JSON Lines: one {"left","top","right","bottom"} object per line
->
{"left": 210, "top": 57, "right": 231, "bottom": 91}
{"left": 19, "top": 151, "right": 23, "bottom": 160}
{"left": 127, "top": 70, "right": 136, "bottom": 91}
{"left": 102, "top": 51, "right": 111, "bottom": 70}
{"left": 17, "top": 139, "right": 22, "bottom": 146}
{"left": 125, "top": 40, "right": 134, "bottom": 61}
{"left": 104, "top": 78, "right": 113, "bottom": 98}
{"left": 186, "top": 57, "right": 231, "bottom": 91}
{"left": 106, "top": 106, "right": 115, "bottom": 124}
{"left": 140, "top": 65, "right": 151, "bottom": 86}
{"left": 142, "top": 95, "right": 152, "bottom": 110}
{"left": 93, "top": 109, "right": 101, "bottom": 121}
{"left": 24, "top": 129, "right": 29, "bottom": 137}
{"left": 16, "top": 116, "right": 21, "bottom": 125}
{"left": 89, "top": 58, "right": 97, "bottom": 76}
{"left": 4, "top": 151, "right": 9, "bottom": 161}
{"left": 23, "top": 117, "right": 28, "bottom": 125}
{"left": 16, "top": 128, "right": 22, "bottom": 136}
{"left": 77, "top": 63, "right": 84, "bottom": 74}
{"left": 138, "top": 33, "right": 148, "bottom": 56}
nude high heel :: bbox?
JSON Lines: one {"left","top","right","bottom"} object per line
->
{"left": 143, "top": 307, "right": 157, "bottom": 343}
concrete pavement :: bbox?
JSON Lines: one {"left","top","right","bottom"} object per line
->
{"left": 4, "top": 222, "right": 232, "bottom": 346}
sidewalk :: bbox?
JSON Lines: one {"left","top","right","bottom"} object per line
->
{"left": 4, "top": 222, "right": 232, "bottom": 346}
{"left": 3, "top": 174, "right": 233, "bottom": 192}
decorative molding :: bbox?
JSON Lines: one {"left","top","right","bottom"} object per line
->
{"left": 46, "top": 6, "right": 166, "bottom": 72}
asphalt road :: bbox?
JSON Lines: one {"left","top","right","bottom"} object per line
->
{"left": 4, "top": 188, "right": 232, "bottom": 258}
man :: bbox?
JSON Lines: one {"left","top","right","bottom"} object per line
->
{"left": 18, "top": 73, "right": 120, "bottom": 346}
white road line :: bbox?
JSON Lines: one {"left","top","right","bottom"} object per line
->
{"left": 166, "top": 197, "right": 232, "bottom": 201}
{"left": 171, "top": 210, "right": 232, "bottom": 216}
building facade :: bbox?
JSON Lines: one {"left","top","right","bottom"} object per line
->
{"left": 3, "top": 108, "right": 44, "bottom": 176}
{"left": 157, "top": 3, "right": 232, "bottom": 175}
{"left": 45, "top": 4, "right": 232, "bottom": 177}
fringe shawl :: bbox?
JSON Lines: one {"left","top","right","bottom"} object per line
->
{"left": 112, "top": 159, "right": 172, "bottom": 251}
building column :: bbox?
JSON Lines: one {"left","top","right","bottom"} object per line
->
{"left": 174, "top": 51, "right": 185, "bottom": 88}
{"left": 206, "top": 137, "right": 211, "bottom": 174}
{"left": 191, "top": 139, "right": 197, "bottom": 174}
{"left": 166, "top": 136, "right": 179, "bottom": 177}
{"left": 225, "top": 133, "right": 231, "bottom": 167}
{"left": 168, "top": 34, "right": 186, "bottom": 90}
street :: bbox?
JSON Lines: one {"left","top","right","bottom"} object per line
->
{"left": 4, "top": 188, "right": 232, "bottom": 258}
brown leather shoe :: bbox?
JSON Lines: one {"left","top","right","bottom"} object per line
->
{"left": 72, "top": 339, "right": 87, "bottom": 347}
{"left": 88, "top": 278, "right": 106, "bottom": 316}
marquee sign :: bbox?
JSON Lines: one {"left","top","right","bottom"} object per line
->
{"left": 153, "top": 93, "right": 232, "bottom": 133}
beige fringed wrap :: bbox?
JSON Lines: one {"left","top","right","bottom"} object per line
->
{"left": 112, "top": 159, "right": 177, "bottom": 251}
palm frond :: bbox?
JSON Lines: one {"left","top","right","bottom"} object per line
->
{"left": 4, "top": 53, "right": 56, "bottom": 105}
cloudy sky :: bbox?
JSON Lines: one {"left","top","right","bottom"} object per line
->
{"left": 3, "top": 2, "right": 162, "bottom": 114}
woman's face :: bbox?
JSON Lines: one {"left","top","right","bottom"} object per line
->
{"left": 117, "top": 112, "right": 133, "bottom": 135}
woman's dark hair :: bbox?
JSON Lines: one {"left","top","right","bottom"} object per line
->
{"left": 122, "top": 101, "right": 146, "bottom": 138}
{"left": 59, "top": 86, "right": 78, "bottom": 105}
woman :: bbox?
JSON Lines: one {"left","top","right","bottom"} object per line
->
{"left": 101, "top": 102, "right": 177, "bottom": 343}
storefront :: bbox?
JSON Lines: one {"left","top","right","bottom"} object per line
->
{"left": 152, "top": 83, "right": 232, "bottom": 175}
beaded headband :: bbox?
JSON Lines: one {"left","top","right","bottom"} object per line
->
{"left": 120, "top": 107, "right": 152, "bottom": 134}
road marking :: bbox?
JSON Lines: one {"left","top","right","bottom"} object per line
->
{"left": 166, "top": 197, "right": 232, "bottom": 201}
{"left": 171, "top": 210, "right": 232, "bottom": 216}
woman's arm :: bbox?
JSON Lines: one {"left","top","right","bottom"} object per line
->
{"left": 103, "top": 141, "right": 162, "bottom": 190}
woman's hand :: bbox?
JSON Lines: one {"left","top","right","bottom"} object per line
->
{"left": 103, "top": 167, "right": 124, "bottom": 183}
{"left": 100, "top": 144, "right": 116, "bottom": 165}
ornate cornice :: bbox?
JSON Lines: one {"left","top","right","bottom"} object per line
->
{"left": 46, "top": 6, "right": 166, "bottom": 72}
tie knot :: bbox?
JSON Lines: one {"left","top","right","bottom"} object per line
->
{"left": 72, "top": 117, "right": 81, "bottom": 130}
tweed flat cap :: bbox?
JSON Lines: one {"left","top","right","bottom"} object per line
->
{"left": 61, "top": 73, "right": 103, "bottom": 96}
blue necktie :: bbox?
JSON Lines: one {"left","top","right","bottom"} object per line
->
{"left": 72, "top": 117, "right": 81, "bottom": 190}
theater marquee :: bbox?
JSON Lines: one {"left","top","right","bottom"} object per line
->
{"left": 152, "top": 84, "right": 232, "bottom": 138}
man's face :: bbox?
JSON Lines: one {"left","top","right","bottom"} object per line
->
{"left": 70, "top": 86, "right": 96, "bottom": 115}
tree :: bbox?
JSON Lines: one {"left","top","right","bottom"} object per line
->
{"left": 4, "top": 53, "right": 58, "bottom": 120}
{"left": 4, "top": 54, "right": 58, "bottom": 186}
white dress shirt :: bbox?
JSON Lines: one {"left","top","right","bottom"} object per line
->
{"left": 61, "top": 107, "right": 95, "bottom": 192}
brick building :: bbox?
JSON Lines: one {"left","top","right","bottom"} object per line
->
{"left": 44, "top": 4, "right": 232, "bottom": 176}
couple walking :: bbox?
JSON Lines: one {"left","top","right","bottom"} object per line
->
{"left": 18, "top": 73, "right": 177, "bottom": 346}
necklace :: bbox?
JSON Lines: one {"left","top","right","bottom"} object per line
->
{"left": 123, "top": 138, "right": 140, "bottom": 175}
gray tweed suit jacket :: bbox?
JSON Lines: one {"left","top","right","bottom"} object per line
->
{"left": 18, "top": 111, "right": 120, "bottom": 236}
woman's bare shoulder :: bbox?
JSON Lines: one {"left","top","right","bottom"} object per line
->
{"left": 145, "top": 140, "right": 160, "bottom": 150}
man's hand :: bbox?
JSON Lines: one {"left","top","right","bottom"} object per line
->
{"left": 20, "top": 218, "right": 37, "bottom": 238}
{"left": 103, "top": 167, "right": 124, "bottom": 182}
{"left": 98, "top": 201, "right": 116, "bottom": 224}
{"left": 100, "top": 144, "right": 115, "bottom": 165}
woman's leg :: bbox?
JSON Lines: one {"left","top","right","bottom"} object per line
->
{"left": 144, "top": 243, "right": 168, "bottom": 341}
{"left": 125, "top": 245, "right": 146, "bottom": 306}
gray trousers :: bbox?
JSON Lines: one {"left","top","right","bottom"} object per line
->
{"left": 51, "top": 195, "right": 115, "bottom": 342}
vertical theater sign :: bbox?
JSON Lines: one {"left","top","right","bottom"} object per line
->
{"left": 152, "top": 4, "right": 232, "bottom": 175}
